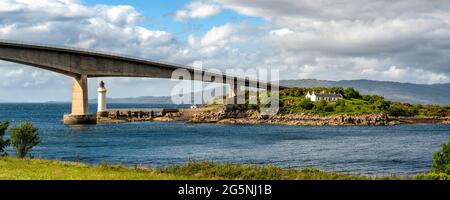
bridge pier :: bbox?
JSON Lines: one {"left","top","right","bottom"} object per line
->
{"left": 227, "top": 83, "right": 241, "bottom": 105}
{"left": 226, "top": 78, "right": 245, "bottom": 112}
{"left": 63, "top": 74, "right": 97, "bottom": 125}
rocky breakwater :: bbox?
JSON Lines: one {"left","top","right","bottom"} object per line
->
{"left": 190, "top": 109, "right": 256, "bottom": 123}
{"left": 266, "top": 113, "right": 392, "bottom": 126}
{"left": 390, "top": 116, "right": 450, "bottom": 125}
{"left": 189, "top": 109, "right": 396, "bottom": 126}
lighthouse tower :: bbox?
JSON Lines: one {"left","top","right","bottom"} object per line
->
{"left": 97, "top": 80, "right": 108, "bottom": 117}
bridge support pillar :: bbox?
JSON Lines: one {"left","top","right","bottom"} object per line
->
{"left": 63, "top": 74, "right": 96, "bottom": 125}
{"left": 228, "top": 84, "right": 240, "bottom": 102}
{"left": 226, "top": 82, "right": 242, "bottom": 108}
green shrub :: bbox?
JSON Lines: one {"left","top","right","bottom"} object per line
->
{"left": 431, "top": 137, "right": 450, "bottom": 174}
{"left": 324, "top": 104, "right": 335, "bottom": 112}
{"left": 388, "top": 103, "right": 418, "bottom": 116}
{"left": 0, "top": 120, "right": 10, "bottom": 156}
{"left": 158, "top": 161, "right": 368, "bottom": 180}
{"left": 280, "top": 87, "right": 306, "bottom": 97}
{"left": 375, "top": 100, "right": 390, "bottom": 112}
{"left": 300, "top": 98, "right": 314, "bottom": 110}
{"left": 426, "top": 106, "right": 449, "bottom": 117}
{"left": 343, "top": 87, "right": 361, "bottom": 99}
{"left": 10, "top": 122, "right": 41, "bottom": 158}
{"left": 413, "top": 173, "right": 449, "bottom": 180}
{"left": 301, "top": 168, "right": 322, "bottom": 173}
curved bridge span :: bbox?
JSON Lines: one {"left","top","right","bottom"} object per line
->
{"left": 0, "top": 40, "right": 283, "bottom": 124}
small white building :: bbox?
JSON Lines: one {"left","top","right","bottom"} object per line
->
{"left": 306, "top": 91, "right": 343, "bottom": 102}
{"left": 97, "top": 80, "right": 107, "bottom": 115}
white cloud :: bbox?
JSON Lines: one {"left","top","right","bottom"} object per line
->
{"left": 269, "top": 28, "right": 293, "bottom": 37}
{"left": 174, "top": 1, "right": 222, "bottom": 21}
{"left": 212, "top": 0, "right": 450, "bottom": 83}
{"left": 100, "top": 5, "right": 140, "bottom": 26}
{"left": 200, "top": 23, "right": 233, "bottom": 46}
{"left": 1, "top": 0, "right": 450, "bottom": 102}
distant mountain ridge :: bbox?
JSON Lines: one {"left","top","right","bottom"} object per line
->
{"left": 9, "top": 79, "right": 444, "bottom": 105}
{"left": 280, "top": 79, "right": 450, "bottom": 105}
{"left": 88, "top": 90, "right": 216, "bottom": 104}
{"left": 88, "top": 96, "right": 172, "bottom": 104}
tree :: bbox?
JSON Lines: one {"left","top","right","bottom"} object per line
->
{"left": 324, "top": 104, "right": 335, "bottom": 112}
{"left": 375, "top": 100, "right": 390, "bottom": 112}
{"left": 0, "top": 120, "right": 10, "bottom": 156}
{"left": 426, "top": 106, "right": 449, "bottom": 117}
{"left": 432, "top": 137, "right": 450, "bottom": 174}
{"left": 313, "top": 100, "right": 328, "bottom": 112}
{"left": 280, "top": 87, "right": 305, "bottom": 97}
{"left": 329, "top": 87, "right": 344, "bottom": 95}
{"left": 362, "top": 95, "right": 384, "bottom": 103}
{"left": 388, "top": 104, "right": 408, "bottom": 116}
{"left": 300, "top": 98, "right": 314, "bottom": 110}
{"left": 343, "top": 87, "right": 361, "bottom": 99}
{"left": 10, "top": 122, "right": 41, "bottom": 158}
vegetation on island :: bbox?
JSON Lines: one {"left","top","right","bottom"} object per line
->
{"left": 212, "top": 87, "right": 450, "bottom": 117}
{"left": 278, "top": 87, "right": 450, "bottom": 116}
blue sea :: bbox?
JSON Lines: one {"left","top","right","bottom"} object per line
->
{"left": 0, "top": 103, "right": 449, "bottom": 177}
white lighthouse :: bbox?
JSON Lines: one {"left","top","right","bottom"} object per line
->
{"left": 97, "top": 80, "right": 108, "bottom": 117}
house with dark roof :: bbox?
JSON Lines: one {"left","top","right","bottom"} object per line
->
{"left": 306, "top": 91, "right": 343, "bottom": 102}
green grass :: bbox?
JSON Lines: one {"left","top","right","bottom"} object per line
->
{"left": 0, "top": 157, "right": 407, "bottom": 180}
{"left": 159, "top": 162, "right": 403, "bottom": 180}
{"left": 413, "top": 173, "right": 450, "bottom": 180}
{"left": 0, "top": 157, "right": 195, "bottom": 180}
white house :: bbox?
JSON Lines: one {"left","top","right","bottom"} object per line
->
{"left": 306, "top": 91, "right": 343, "bottom": 102}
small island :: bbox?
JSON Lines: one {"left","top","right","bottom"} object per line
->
{"left": 97, "top": 87, "right": 450, "bottom": 126}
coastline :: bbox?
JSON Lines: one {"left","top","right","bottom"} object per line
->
{"left": 97, "top": 107, "right": 450, "bottom": 126}
{"left": 190, "top": 110, "right": 450, "bottom": 126}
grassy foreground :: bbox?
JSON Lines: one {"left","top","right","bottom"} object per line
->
{"left": 0, "top": 157, "right": 408, "bottom": 180}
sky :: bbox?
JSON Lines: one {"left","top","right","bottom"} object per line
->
{"left": 0, "top": 0, "right": 449, "bottom": 102}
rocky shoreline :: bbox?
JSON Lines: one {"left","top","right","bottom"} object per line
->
{"left": 96, "top": 107, "right": 450, "bottom": 126}
{"left": 188, "top": 109, "right": 450, "bottom": 126}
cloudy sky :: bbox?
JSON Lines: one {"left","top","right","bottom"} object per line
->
{"left": 0, "top": 0, "right": 449, "bottom": 102}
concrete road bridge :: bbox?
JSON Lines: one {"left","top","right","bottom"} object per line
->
{"left": 0, "top": 40, "right": 284, "bottom": 124}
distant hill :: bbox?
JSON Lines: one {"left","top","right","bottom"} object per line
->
{"left": 43, "top": 79, "right": 449, "bottom": 105}
{"left": 88, "top": 90, "right": 218, "bottom": 104}
{"left": 89, "top": 96, "right": 172, "bottom": 104}
{"left": 280, "top": 79, "right": 450, "bottom": 105}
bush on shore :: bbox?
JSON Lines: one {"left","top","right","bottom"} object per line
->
{"left": 0, "top": 120, "right": 10, "bottom": 156}
{"left": 158, "top": 161, "right": 396, "bottom": 180}
{"left": 413, "top": 136, "right": 450, "bottom": 180}
{"left": 413, "top": 173, "right": 450, "bottom": 180}
{"left": 0, "top": 120, "right": 41, "bottom": 158}
{"left": 10, "top": 122, "right": 41, "bottom": 158}
{"left": 431, "top": 136, "right": 450, "bottom": 174}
